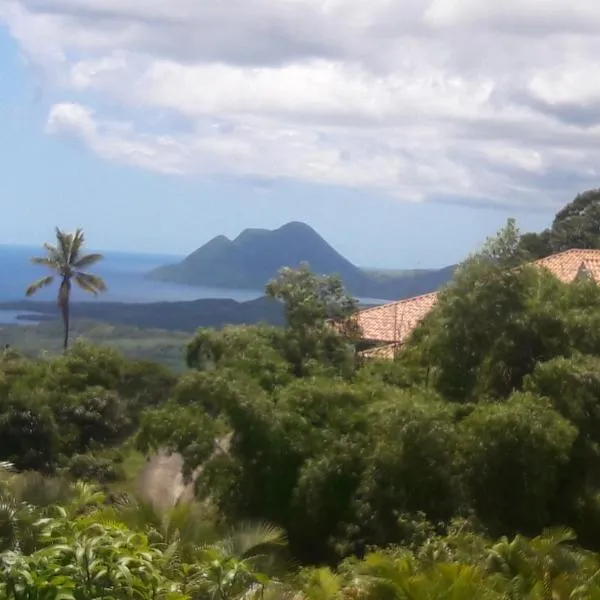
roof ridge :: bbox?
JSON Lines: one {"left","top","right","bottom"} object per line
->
{"left": 358, "top": 290, "right": 439, "bottom": 315}
{"left": 534, "top": 248, "right": 600, "bottom": 261}
{"left": 359, "top": 249, "right": 600, "bottom": 318}
{"left": 356, "top": 247, "right": 600, "bottom": 349}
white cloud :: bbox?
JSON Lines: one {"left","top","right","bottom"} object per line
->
{"left": 3, "top": 0, "right": 600, "bottom": 207}
{"left": 425, "top": 0, "right": 600, "bottom": 32}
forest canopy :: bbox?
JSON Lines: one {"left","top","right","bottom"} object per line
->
{"left": 4, "top": 191, "right": 600, "bottom": 598}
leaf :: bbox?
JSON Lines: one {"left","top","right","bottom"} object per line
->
{"left": 72, "top": 253, "right": 104, "bottom": 269}
{"left": 25, "top": 276, "right": 55, "bottom": 297}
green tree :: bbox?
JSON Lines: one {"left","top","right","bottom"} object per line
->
{"left": 550, "top": 189, "right": 600, "bottom": 252}
{"left": 406, "top": 264, "right": 570, "bottom": 401}
{"left": 402, "top": 217, "right": 596, "bottom": 401}
{"left": 0, "top": 389, "right": 59, "bottom": 473}
{"left": 469, "top": 217, "right": 529, "bottom": 268}
{"left": 348, "top": 394, "right": 461, "bottom": 549}
{"left": 458, "top": 393, "right": 577, "bottom": 536}
{"left": 524, "top": 355, "right": 600, "bottom": 546}
{"left": 265, "top": 264, "right": 360, "bottom": 377}
{"left": 136, "top": 402, "right": 218, "bottom": 480}
{"left": 26, "top": 228, "right": 106, "bottom": 351}
{"left": 518, "top": 188, "right": 600, "bottom": 259}
{"left": 193, "top": 377, "right": 382, "bottom": 562}
{"left": 186, "top": 325, "right": 292, "bottom": 392}
{"left": 53, "top": 387, "right": 132, "bottom": 454}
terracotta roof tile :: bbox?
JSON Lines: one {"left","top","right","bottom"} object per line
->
{"left": 357, "top": 292, "right": 438, "bottom": 344}
{"left": 356, "top": 248, "right": 600, "bottom": 347}
{"left": 532, "top": 248, "right": 600, "bottom": 282}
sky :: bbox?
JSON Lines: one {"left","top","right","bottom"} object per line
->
{"left": 1, "top": 2, "right": 599, "bottom": 269}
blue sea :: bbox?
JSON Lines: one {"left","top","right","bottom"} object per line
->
{"left": 0, "top": 245, "right": 263, "bottom": 325}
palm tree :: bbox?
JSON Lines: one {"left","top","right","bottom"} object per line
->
{"left": 25, "top": 227, "right": 106, "bottom": 351}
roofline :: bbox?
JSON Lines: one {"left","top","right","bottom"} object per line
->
{"left": 355, "top": 247, "right": 600, "bottom": 349}
{"left": 532, "top": 248, "right": 600, "bottom": 262}
{"left": 544, "top": 247, "right": 600, "bottom": 254}
{"left": 357, "top": 248, "right": 600, "bottom": 317}
{"left": 357, "top": 290, "right": 439, "bottom": 316}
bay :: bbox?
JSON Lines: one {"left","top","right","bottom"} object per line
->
{"left": 0, "top": 245, "right": 262, "bottom": 324}
{"left": 0, "top": 244, "right": 387, "bottom": 325}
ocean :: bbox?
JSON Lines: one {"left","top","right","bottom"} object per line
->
{"left": 0, "top": 245, "right": 263, "bottom": 324}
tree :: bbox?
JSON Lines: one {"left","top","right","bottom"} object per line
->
{"left": 0, "top": 389, "right": 60, "bottom": 473}
{"left": 457, "top": 393, "right": 577, "bottom": 536}
{"left": 265, "top": 263, "right": 358, "bottom": 333}
{"left": 265, "top": 264, "right": 360, "bottom": 377}
{"left": 348, "top": 394, "right": 461, "bottom": 549}
{"left": 523, "top": 355, "right": 600, "bottom": 545}
{"left": 26, "top": 227, "right": 106, "bottom": 351}
{"left": 186, "top": 325, "right": 292, "bottom": 392}
{"left": 518, "top": 189, "right": 600, "bottom": 259}
{"left": 550, "top": 189, "right": 600, "bottom": 252}
{"left": 468, "top": 217, "right": 529, "bottom": 269}
{"left": 403, "top": 220, "right": 585, "bottom": 401}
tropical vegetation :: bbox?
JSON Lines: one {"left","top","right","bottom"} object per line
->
{"left": 4, "top": 192, "right": 600, "bottom": 598}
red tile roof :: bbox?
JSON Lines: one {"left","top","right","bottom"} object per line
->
{"left": 357, "top": 292, "right": 439, "bottom": 344}
{"left": 357, "top": 248, "right": 600, "bottom": 346}
{"left": 532, "top": 248, "right": 600, "bottom": 282}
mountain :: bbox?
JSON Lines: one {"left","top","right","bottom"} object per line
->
{"left": 148, "top": 222, "right": 455, "bottom": 301}
{"left": 148, "top": 222, "right": 371, "bottom": 290}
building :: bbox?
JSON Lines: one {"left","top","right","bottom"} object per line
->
{"left": 356, "top": 249, "right": 600, "bottom": 358}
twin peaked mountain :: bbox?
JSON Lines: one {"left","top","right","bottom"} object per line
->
{"left": 148, "top": 221, "right": 454, "bottom": 301}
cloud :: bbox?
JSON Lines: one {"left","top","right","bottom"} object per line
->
{"left": 3, "top": 0, "right": 600, "bottom": 208}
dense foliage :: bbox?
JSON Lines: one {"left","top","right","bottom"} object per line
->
{"left": 135, "top": 222, "right": 600, "bottom": 566}
{"left": 5, "top": 193, "right": 600, "bottom": 597}
{"left": 3, "top": 471, "right": 600, "bottom": 599}
{"left": 0, "top": 343, "right": 176, "bottom": 479}
{"left": 519, "top": 188, "right": 600, "bottom": 259}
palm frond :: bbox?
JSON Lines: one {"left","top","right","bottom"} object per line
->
{"left": 222, "top": 521, "right": 287, "bottom": 559}
{"left": 115, "top": 496, "right": 164, "bottom": 533}
{"left": 72, "top": 278, "right": 101, "bottom": 296}
{"left": 74, "top": 272, "right": 107, "bottom": 296}
{"left": 30, "top": 257, "right": 60, "bottom": 270}
{"left": 25, "top": 275, "right": 54, "bottom": 297}
{"left": 69, "top": 228, "right": 86, "bottom": 263}
{"left": 72, "top": 252, "right": 104, "bottom": 269}
{"left": 537, "top": 526, "right": 577, "bottom": 547}
{"left": 42, "top": 242, "right": 58, "bottom": 253}
{"left": 54, "top": 227, "right": 73, "bottom": 263}
{"left": 297, "top": 567, "right": 343, "bottom": 600}
{"left": 70, "top": 481, "right": 106, "bottom": 510}
{"left": 42, "top": 243, "right": 63, "bottom": 265}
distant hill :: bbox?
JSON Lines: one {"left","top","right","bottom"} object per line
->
{"left": 0, "top": 296, "right": 285, "bottom": 333}
{"left": 148, "top": 222, "right": 455, "bottom": 301}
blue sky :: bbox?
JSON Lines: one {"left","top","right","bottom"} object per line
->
{"left": 0, "top": 2, "right": 592, "bottom": 269}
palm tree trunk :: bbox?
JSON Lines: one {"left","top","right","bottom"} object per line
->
{"left": 59, "top": 278, "right": 71, "bottom": 352}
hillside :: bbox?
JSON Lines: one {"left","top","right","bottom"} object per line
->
{"left": 148, "top": 221, "right": 455, "bottom": 300}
